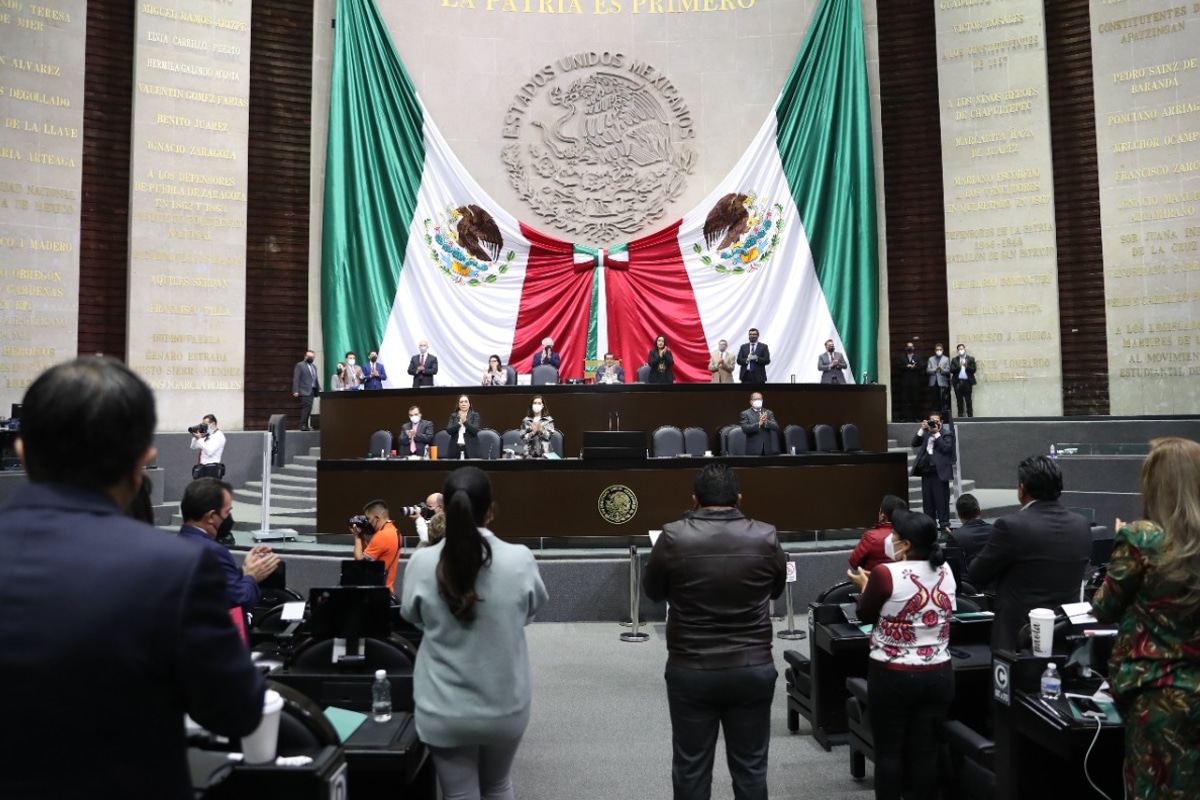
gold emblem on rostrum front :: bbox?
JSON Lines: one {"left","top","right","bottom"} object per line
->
{"left": 598, "top": 484, "right": 638, "bottom": 525}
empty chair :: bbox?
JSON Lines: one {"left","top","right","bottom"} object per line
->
{"left": 683, "top": 427, "right": 708, "bottom": 457}
{"left": 818, "top": 580, "right": 859, "bottom": 605}
{"left": 636, "top": 363, "right": 650, "bottom": 383}
{"left": 531, "top": 364, "right": 559, "bottom": 385}
{"left": 501, "top": 428, "right": 525, "bottom": 456}
{"left": 503, "top": 365, "right": 518, "bottom": 386}
{"left": 783, "top": 424, "right": 809, "bottom": 455}
{"left": 652, "top": 426, "right": 684, "bottom": 457}
{"left": 718, "top": 424, "right": 736, "bottom": 455}
{"left": 476, "top": 428, "right": 501, "bottom": 459}
{"left": 726, "top": 427, "right": 747, "bottom": 456}
{"left": 784, "top": 580, "right": 861, "bottom": 734}
{"left": 812, "top": 424, "right": 838, "bottom": 453}
{"left": 433, "top": 429, "right": 451, "bottom": 456}
{"left": 267, "top": 681, "right": 342, "bottom": 754}
{"left": 845, "top": 677, "right": 873, "bottom": 780}
{"left": 840, "top": 423, "right": 863, "bottom": 452}
{"left": 368, "top": 429, "right": 393, "bottom": 457}
{"left": 942, "top": 719, "right": 996, "bottom": 800}
{"left": 290, "top": 633, "right": 416, "bottom": 672}
{"left": 549, "top": 429, "right": 565, "bottom": 457}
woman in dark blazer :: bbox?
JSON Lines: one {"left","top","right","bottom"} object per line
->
{"left": 647, "top": 334, "right": 675, "bottom": 384}
{"left": 445, "top": 395, "right": 482, "bottom": 459}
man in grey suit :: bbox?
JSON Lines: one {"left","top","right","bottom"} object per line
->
{"left": 926, "top": 343, "right": 950, "bottom": 415}
{"left": 292, "top": 348, "right": 321, "bottom": 430}
{"left": 968, "top": 456, "right": 1092, "bottom": 651}
{"left": 817, "top": 339, "right": 849, "bottom": 384}
{"left": 739, "top": 392, "right": 780, "bottom": 456}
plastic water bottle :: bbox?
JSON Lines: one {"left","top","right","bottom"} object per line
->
{"left": 1040, "top": 662, "right": 1062, "bottom": 700}
{"left": 1049, "top": 443, "right": 1057, "bottom": 459}
{"left": 372, "top": 669, "right": 392, "bottom": 722}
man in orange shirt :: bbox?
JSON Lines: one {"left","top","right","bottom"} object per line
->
{"left": 352, "top": 498, "right": 401, "bottom": 594}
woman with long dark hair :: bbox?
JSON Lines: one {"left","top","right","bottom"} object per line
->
{"left": 647, "top": 334, "right": 675, "bottom": 384}
{"left": 846, "top": 509, "right": 956, "bottom": 800}
{"left": 401, "top": 467, "right": 548, "bottom": 800}
{"left": 519, "top": 395, "right": 555, "bottom": 458}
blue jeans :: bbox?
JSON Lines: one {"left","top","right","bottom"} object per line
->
{"left": 664, "top": 662, "right": 778, "bottom": 800}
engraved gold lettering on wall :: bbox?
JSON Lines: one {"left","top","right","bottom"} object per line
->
{"left": 128, "top": 0, "right": 251, "bottom": 427}
{"left": 432, "top": 0, "right": 757, "bottom": 14}
{"left": 1091, "top": 1, "right": 1200, "bottom": 411}
{"left": 936, "top": 0, "right": 1063, "bottom": 413}
{"left": 0, "top": 0, "right": 84, "bottom": 402}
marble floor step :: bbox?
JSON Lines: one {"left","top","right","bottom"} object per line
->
{"left": 243, "top": 480, "right": 315, "bottom": 497}
{"left": 233, "top": 488, "right": 313, "bottom": 510}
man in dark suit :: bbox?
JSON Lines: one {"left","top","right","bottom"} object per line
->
{"left": 532, "top": 336, "right": 562, "bottom": 370}
{"left": 362, "top": 348, "right": 388, "bottom": 390}
{"left": 950, "top": 343, "right": 977, "bottom": 417}
{"left": 739, "top": 391, "right": 780, "bottom": 456}
{"left": 817, "top": 339, "right": 849, "bottom": 384}
{"left": 893, "top": 341, "right": 922, "bottom": 421}
{"left": 968, "top": 456, "right": 1092, "bottom": 651}
{"left": 911, "top": 412, "right": 954, "bottom": 532}
{"left": 947, "top": 493, "right": 993, "bottom": 567}
{"left": 399, "top": 404, "right": 436, "bottom": 456}
{"left": 407, "top": 339, "right": 438, "bottom": 387}
{"left": 291, "top": 347, "right": 321, "bottom": 430}
{"left": 0, "top": 357, "right": 264, "bottom": 800}
{"left": 736, "top": 327, "right": 770, "bottom": 384}
{"left": 594, "top": 351, "right": 625, "bottom": 384}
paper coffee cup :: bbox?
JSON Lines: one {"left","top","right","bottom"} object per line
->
{"left": 1028, "top": 608, "right": 1056, "bottom": 657}
{"left": 241, "top": 689, "right": 283, "bottom": 764}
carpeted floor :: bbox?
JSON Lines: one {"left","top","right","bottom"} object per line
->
{"left": 511, "top": 621, "right": 875, "bottom": 800}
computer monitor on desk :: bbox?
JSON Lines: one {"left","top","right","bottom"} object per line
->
{"left": 309, "top": 586, "right": 392, "bottom": 664}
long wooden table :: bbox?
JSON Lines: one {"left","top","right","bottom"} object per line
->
{"left": 316, "top": 453, "right": 908, "bottom": 536}
{"left": 317, "top": 383, "right": 890, "bottom": 460}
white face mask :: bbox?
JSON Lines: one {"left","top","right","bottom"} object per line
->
{"left": 884, "top": 535, "right": 897, "bottom": 560}
{"left": 409, "top": 415, "right": 421, "bottom": 424}
{"left": 419, "top": 346, "right": 428, "bottom": 355}
{"left": 750, "top": 399, "right": 763, "bottom": 410}
{"left": 347, "top": 359, "right": 355, "bottom": 366}
{"left": 531, "top": 403, "right": 543, "bottom": 413}
{"left": 935, "top": 349, "right": 943, "bottom": 356}
{"left": 958, "top": 349, "right": 966, "bottom": 356}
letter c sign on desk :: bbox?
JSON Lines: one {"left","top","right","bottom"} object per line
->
{"left": 993, "top": 660, "right": 1011, "bottom": 706}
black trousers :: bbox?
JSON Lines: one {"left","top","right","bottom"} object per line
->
{"left": 953, "top": 381, "right": 974, "bottom": 417}
{"left": 867, "top": 661, "right": 955, "bottom": 800}
{"left": 928, "top": 384, "right": 949, "bottom": 417}
{"left": 921, "top": 472, "right": 951, "bottom": 531}
{"left": 298, "top": 393, "right": 314, "bottom": 430}
{"left": 664, "top": 662, "right": 777, "bottom": 800}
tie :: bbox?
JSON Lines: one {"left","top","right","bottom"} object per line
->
{"left": 420, "top": 355, "right": 425, "bottom": 369}
{"left": 410, "top": 428, "right": 416, "bottom": 454}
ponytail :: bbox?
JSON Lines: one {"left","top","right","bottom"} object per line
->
{"left": 436, "top": 467, "right": 494, "bottom": 620}
{"left": 927, "top": 542, "right": 946, "bottom": 569}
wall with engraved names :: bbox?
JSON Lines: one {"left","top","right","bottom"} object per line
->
{"left": 127, "top": 0, "right": 251, "bottom": 429}
{"left": 1091, "top": 0, "right": 1200, "bottom": 414}
{"left": 0, "top": 0, "right": 85, "bottom": 414}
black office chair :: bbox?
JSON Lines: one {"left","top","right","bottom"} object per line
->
{"left": 682, "top": 427, "right": 708, "bottom": 457}
{"left": 549, "top": 429, "right": 565, "bottom": 457}
{"left": 845, "top": 677, "right": 873, "bottom": 779}
{"left": 503, "top": 365, "right": 518, "bottom": 386}
{"left": 636, "top": 364, "right": 650, "bottom": 383}
{"left": 500, "top": 428, "right": 525, "bottom": 456}
{"left": 367, "top": 429, "right": 393, "bottom": 457}
{"left": 726, "top": 427, "right": 747, "bottom": 456}
{"left": 942, "top": 719, "right": 995, "bottom": 800}
{"left": 840, "top": 423, "right": 863, "bottom": 452}
{"left": 531, "top": 364, "right": 559, "bottom": 385}
{"left": 433, "top": 429, "right": 451, "bottom": 455}
{"left": 783, "top": 581, "right": 861, "bottom": 733}
{"left": 783, "top": 424, "right": 809, "bottom": 454}
{"left": 290, "top": 633, "right": 416, "bottom": 671}
{"left": 264, "top": 680, "right": 342, "bottom": 754}
{"left": 813, "top": 424, "right": 838, "bottom": 453}
{"left": 818, "top": 581, "right": 859, "bottom": 606}
{"left": 718, "top": 424, "right": 736, "bottom": 455}
{"left": 652, "top": 426, "right": 684, "bottom": 457}
{"left": 476, "top": 428, "right": 501, "bottom": 459}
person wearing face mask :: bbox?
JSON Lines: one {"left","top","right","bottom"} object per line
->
{"left": 817, "top": 338, "right": 849, "bottom": 385}
{"left": 950, "top": 343, "right": 977, "bottom": 418}
{"left": 292, "top": 348, "right": 321, "bottom": 430}
{"left": 532, "top": 336, "right": 561, "bottom": 370}
{"left": 399, "top": 405, "right": 436, "bottom": 457}
{"left": 847, "top": 509, "right": 956, "bottom": 800}
{"left": 737, "top": 327, "right": 770, "bottom": 384}
{"left": 926, "top": 343, "right": 950, "bottom": 416}
{"left": 331, "top": 362, "right": 347, "bottom": 391}
{"left": 739, "top": 391, "right": 780, "bottom": 456}
{"left": 893, "top": 341, "right": 922, "bottom": 422}
{"left": 848, "top": 494, "right": 908, "bottom": 572}
{"left": 708, "top": 339, "right": 735, "bottom": 383}
{"left": 362, "top": 349, "right": 388, "bottom": 390}
{"left": 911, "top": 412, "right": 955, "bottom": 533}
{"left": 342, "top": 351, "right": 363, "bottom": 390}
{"left": 352, "top": 498, "right": 401, "bottom": 595}
{"left": 520, "top": 396, "right": 556, "bottom": 458}
{"left": 179, "top": 478, "right": 280, "bottom": 628}
{"left": 408, "top": 339, "right": 439, "bottom": 388}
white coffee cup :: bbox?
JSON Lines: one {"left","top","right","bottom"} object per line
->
{"left": 241, "top": 689, "right": 284, "bottom": 764}
{"left": 1028, "top": 608, "right": 1056, "bottom": 657}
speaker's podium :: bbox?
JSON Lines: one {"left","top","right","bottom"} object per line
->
{"left": 581, "top": 430, "right": 646, "bottom": 460}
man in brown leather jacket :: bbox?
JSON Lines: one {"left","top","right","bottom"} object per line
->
{"left": 644, "top": 463, "right": 787, "bottom": 800}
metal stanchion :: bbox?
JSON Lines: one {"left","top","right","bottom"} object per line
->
{"left": 777, "top": 559, "right": 806, "bottom": 640}
{"left": 619, "top": 544, "right": 649, "bottom": 643}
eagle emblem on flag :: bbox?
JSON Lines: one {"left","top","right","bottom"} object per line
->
{"left": 424, "top": 204, "right": 515, "bottom": 286}
{"left": 694, "top": 192, "right": 785, "bottom": 275}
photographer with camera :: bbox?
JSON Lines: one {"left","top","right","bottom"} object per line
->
{"left": 408, "top": 492, "right": 445, "bottom": 545}
{"left": 189, "top": 414, "right": 225, "bottom": 479}
{"left": 350, "top": 499, "right": 401, "bottom": 594}
{"left": 911, "top": 412, "right": 955, "bottom": 534}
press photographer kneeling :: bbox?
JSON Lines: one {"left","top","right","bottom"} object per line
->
{"left": 350, "top": 499, "right": 401, "bottom": 595}
{"left": 190, "top": 414, "right": 226, "bottom": 479}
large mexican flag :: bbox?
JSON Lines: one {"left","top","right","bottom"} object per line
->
{"left": 322, "top": 0, "right": 877, "bottom": 387}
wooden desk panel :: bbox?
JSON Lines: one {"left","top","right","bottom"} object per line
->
{"left": 317, "top": 384, "right": 889, "bottom": 460}
{"left": 316, "top": 453, "right": 908, "bottom": 536}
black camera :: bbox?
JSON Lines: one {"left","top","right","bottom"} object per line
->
{"left": 349, "top": 514, "right": 374, "bottom": 535}
{"left": 400, "top": 503, "right": 435, "bottom": 520}
{"left": 188, "top": 423, "right": 209, "bottom": 436}
{"left": 927, "top": 418, "right": 940, "bottom": 429}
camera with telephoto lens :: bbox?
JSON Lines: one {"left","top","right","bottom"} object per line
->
{"left": 399, "top": 503, "right": 435, "bottom": 520}
{"left": 188, "top": 423, "right": 209, "bottom": 436}
{"left": 349, "top": 514, "right": 374, "bottom": 536}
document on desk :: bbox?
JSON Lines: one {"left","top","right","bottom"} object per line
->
{"left": 1061, "top": 601, "right": 1098, "bottom": 624}
{"left": 323, "top": 706, "right": 368, "bottom": 740}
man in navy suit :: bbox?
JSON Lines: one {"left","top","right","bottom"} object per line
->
{"left": 399, "top": 404, "right": 436, "bottom": 456}
{"left": 407, "top": 339, "right": 438, "bottom": 387}
{"left": 911, "top": 411, "right": 955, "bottom": 532}
{"left": 0, "top": 357, "right": 264, "bottom": 800}
{"left": 533, "top": 336, "right": 561, "bottom": 370}
{"left": 594, "top": 351, "right": 625, "bottom": 384}
{"left": 363, "top": 348, "right": 388, "bottom": 389}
